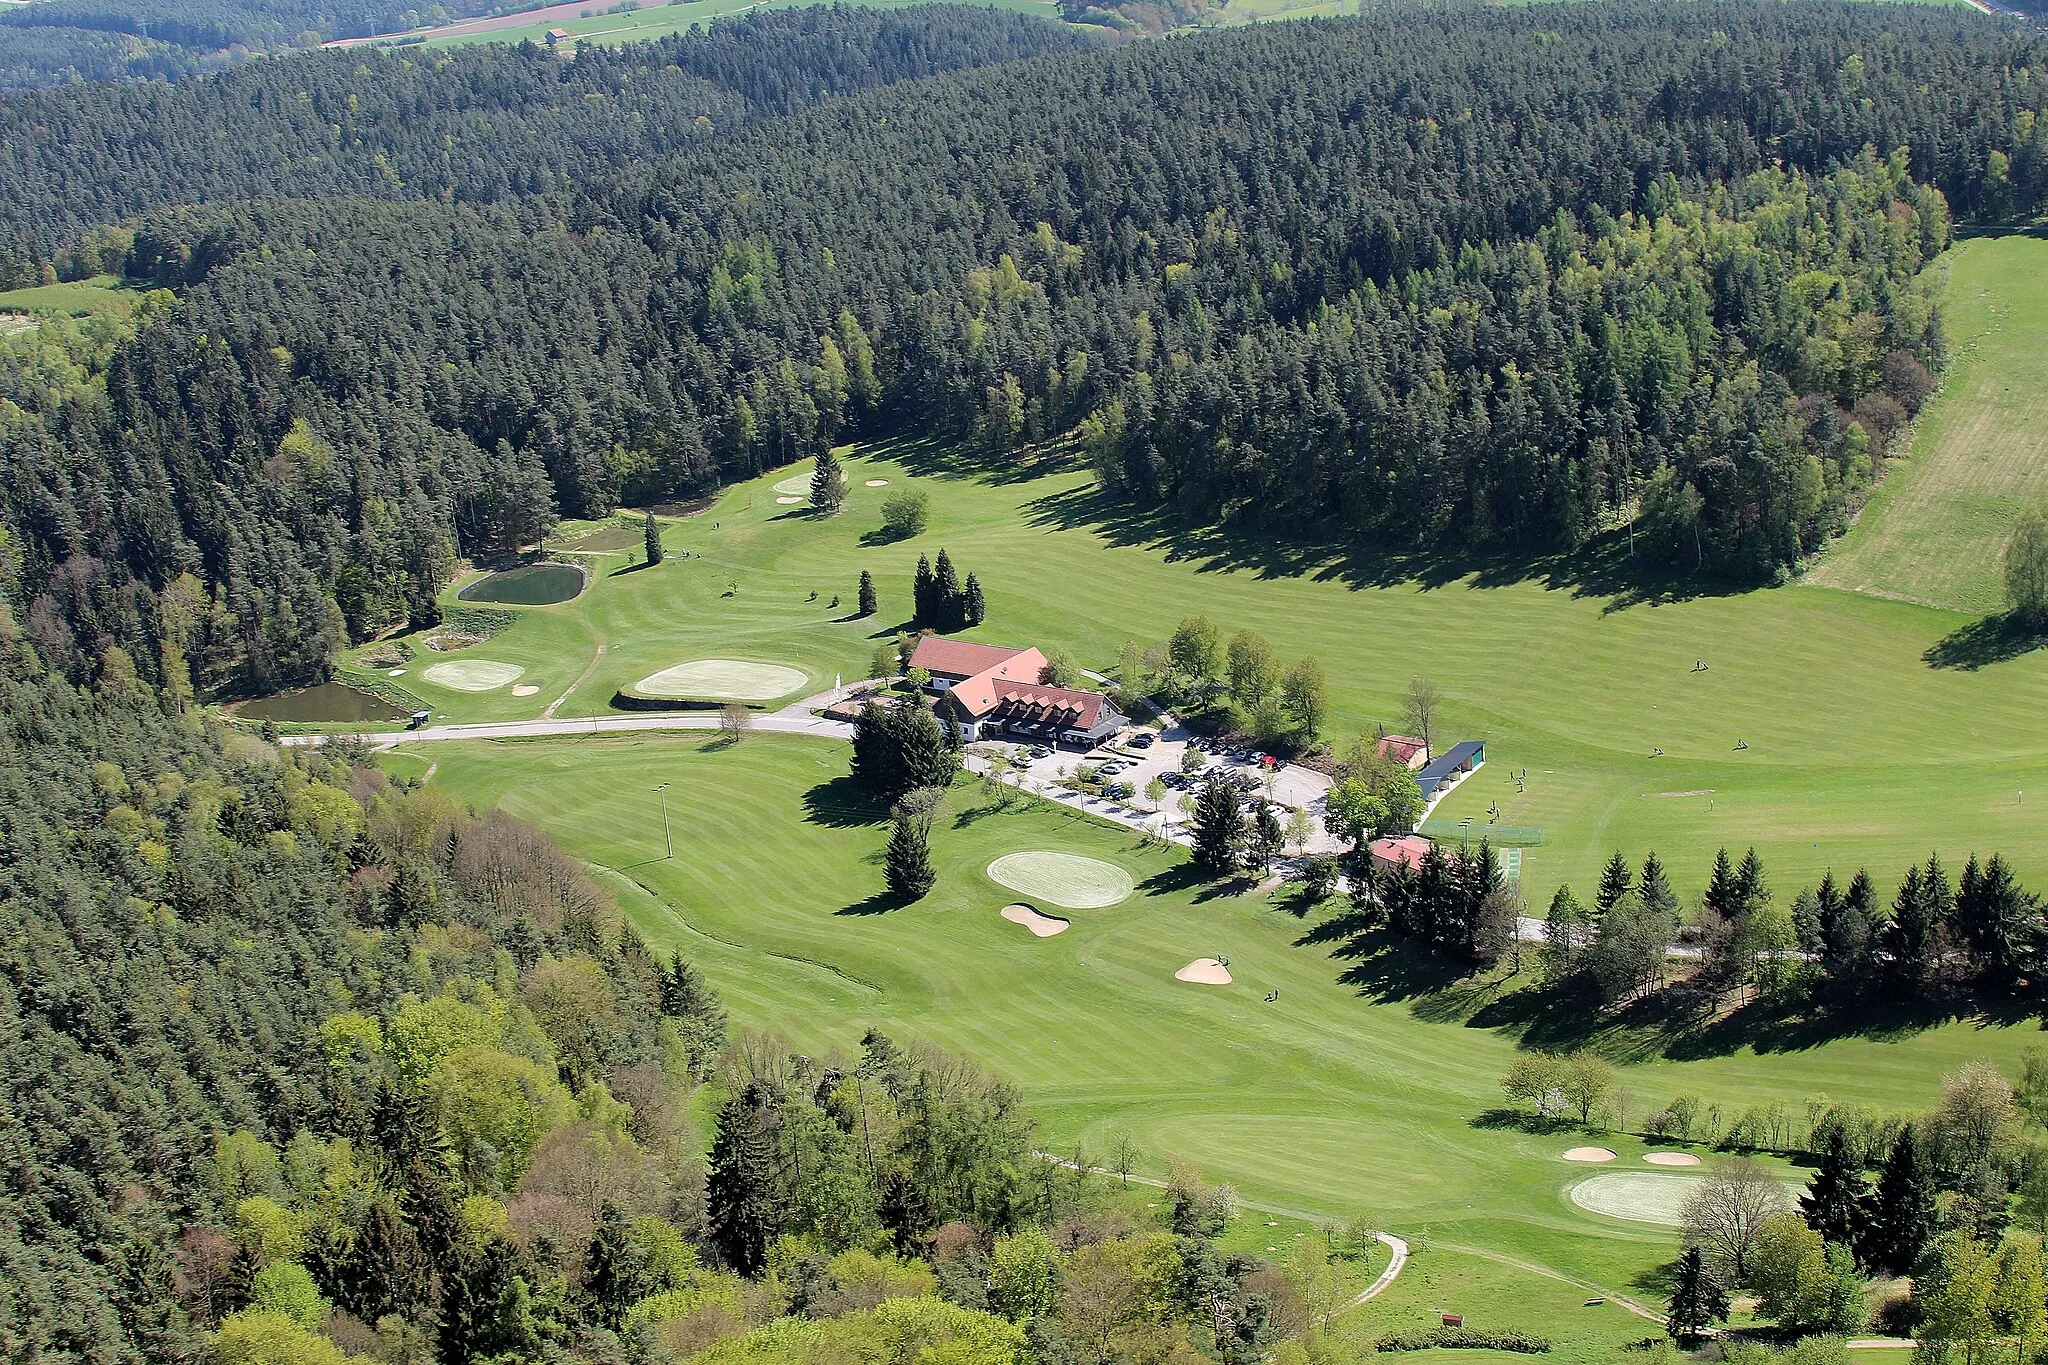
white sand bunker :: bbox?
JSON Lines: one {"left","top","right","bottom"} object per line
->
{"left": 1001, "top": 903, "right": 1069, "bottom": 937}
{"left": 510, "top": 684, "right": 540, "bottom": 697}
{"left": 422, "top": 659, "right": 525, "bottom": 692}
{"left": 1175, "top": 958, "right": 1232, "bottom": 985}
{"left": 1569, "top": 1172, "right": 1702, "bottom": 1226}
{"left": 865, "top": 479, "right": 889, "bottom": 486}
{"left": 776, "top": 496, "right": 802, "bottom": 505}
{"left": 772, "top": 473, "right": 811, "bottom": 495}
{"left": 986, "top": 851, "right": 1134, "bottom": 909}
{"left": 1645, "top": 1152, "right": 1702, "bottom": 1167}
{"left": 1562, "top": 1147, "right": 1616, "bottom": 1163}
{"left": 636, "top": 658, "right": 807, "bottom": 702}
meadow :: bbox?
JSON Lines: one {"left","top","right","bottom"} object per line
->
{"left": 424, "top": 0, "right": 1061, "bottom": 50}
{"left": 1809, "top": 233, "right": 2048, "bottom": 615}
{"left": 413, "top": 727, "right": 2038, "bottom": 1338}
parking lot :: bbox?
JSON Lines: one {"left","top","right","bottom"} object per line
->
{"left": 973, "top": 719, "right": 1345, "bottom": 855}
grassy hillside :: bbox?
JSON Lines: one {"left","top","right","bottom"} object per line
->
{"left": 1809, "top": 233, "right": 2048, "bottom": 614}
{"left": 423, "top": 0, "right": 1062, "bottom": 49}
{"left": 414, "top": 727, "right": 2043, "bottom": 1328}
{"left": 351, "top": 438, "right": 2048, "bottom": 909}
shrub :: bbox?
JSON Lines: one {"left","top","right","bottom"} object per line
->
{"left": 1375, "top": 1327, "right": 1551, "bottom": 1353}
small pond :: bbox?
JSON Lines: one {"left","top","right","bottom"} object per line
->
{"left": 458, "top": 562, "right": 586, "bottom": 605}
{"left": 234, "top": 682, "right": 407, "bottom": 724}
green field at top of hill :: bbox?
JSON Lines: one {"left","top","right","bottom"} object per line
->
{"left": 0, "top": 274, "right": 136, "bottom": 320}
{"left": 1808, "top": 233, "right": 2048, "bottom": 616}
{"left": 423, "top": 0, "right": 1062, "bottom": 49}
{"left": 358, "top": 420, "right": 2048, "bottom": 910}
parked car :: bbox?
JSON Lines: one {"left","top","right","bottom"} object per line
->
{"left": 1129, "top": 733, "right": 1156, "bottom": 749}
{"left": 1105, "top": 782, "right": 1134, "bottom": 801}
{"left": 1160, "top": 771, "right": 1187, "bottom": 789}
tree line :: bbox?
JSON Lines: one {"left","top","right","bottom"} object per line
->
{"left": 4, "top": 6, "right": 2048, "bottom": 698}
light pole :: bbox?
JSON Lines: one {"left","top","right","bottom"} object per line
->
{"left": 652, "top": 782, "right": 672, "bottom": 860}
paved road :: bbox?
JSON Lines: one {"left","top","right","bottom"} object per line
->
{"left": 280, "top": 685, "right": 858, "bottom": 749}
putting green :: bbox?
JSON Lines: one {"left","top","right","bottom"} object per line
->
{"left": 1567, "top": 1172, "right": 1703, "bottom": 1226}
{"left": 634, "top": 658, "right": 807, "bottom": 702}
{"left": 772, "top": 473, "right": 812, "bottom": 496}
{"left": 421, "top": 659, "right": 525, "bottom": 692}
{"left": 986, "top": 851, "right": 1134, "bottom": 909}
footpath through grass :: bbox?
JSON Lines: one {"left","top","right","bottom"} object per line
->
{"left": 1809, "top": 232, "right": 2048, "bottom": 614}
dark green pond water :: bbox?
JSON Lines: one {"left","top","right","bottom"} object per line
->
{"left": 458, "top": 562, "right": 585, "bottom": 605}
{"left": 235, "top": 682, "right": 406, "bottom": 723}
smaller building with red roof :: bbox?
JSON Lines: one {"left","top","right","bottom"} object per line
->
{"left": 1367, "top": 833, "right": 1433, "bottom": 876}
{"left": 908, "top": 634, "right": 1125, "bottom": 748}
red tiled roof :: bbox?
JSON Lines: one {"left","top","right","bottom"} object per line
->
{"left": 908, "top": 637, "right": 1028, "bottom": 679}
{"left": 1367, "top": 834, "right": 1433, "bottom": 870}
{"left": 1378, "top": 735, "right": 1428, "bottom": 767}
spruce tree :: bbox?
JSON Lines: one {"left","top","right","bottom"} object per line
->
{"left": 1248, "top": 800, "right": 1284, "bottom": 873}
{"left": 1883, "top": 864, "right": 1938, "bottom": 995}
{"left": 1862, "top": 1126, "right": 1937, "bottom": 1275}
{"left": 1638, "top": 851, "right": 1678, "bottom": 924}
{"left": 1800, "top": 1126, "right": 1870, "bottom": 1249}
{"left": 964, "top": 572, "right": 985, "bottom": 627}
{"left": 810, "top": 448, "right": 847, "bottom": 513}
{"left": 581, "top": 1203, "right": 647, "bottom": 1330}
{"left": 1735, "top": 847, "right": 1769, "bottom": 917}
{"left": 1191, "top": 776, "right": 1245, "bottom": 875}
{"left": 1703, "top": 848, "right": 1737, "bottom": 920}
{"left": 933, "top": 548, "right": 963, "bottom": 630}
{"left": 1666, "top": 1245, "right": 1728, "bottom": 1347}
{"left": 643, "top": 512, "right": 663, "bottom": 565}
{"left": 707, "top": 1086, "right": 785, "bottom": 1275}
{"left": 858, "top": 569, "right": 877, "bottom": 617}
{"left": 438, "top": 1237, "right": 536, "bottom": 1365}
{"left": 885, "top": 810, "right": 937, "bottom": 900}
{"left": 913, "top": 555, "right": 935, "bottom": 625}
{"left": 1959, "top": 853, "right": 2040, "bottom": 984}
{"left": 1595, "top": 852, "right": 1633, "bottom": 916}
{"left": 1542, "top": 884, "right": 1592, "bottom": 978}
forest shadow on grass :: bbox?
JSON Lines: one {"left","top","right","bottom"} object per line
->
{"left": 882, "top": 434, "right": 1076, "bottom": 487}
{"left": 1923, "top": 614, "right": 2048, "bottom": 670}
{"left": 803, "top": 775, "right": 889, "bottom": 828}
{"left": 838, "top": 888, "right": 917, "bottom": 916}
{"left": 1019, "top": 481, "right": 1753, "bottom": 611}
{"left": 1327, "top": 927, "right": 1473, "bottom": 1004}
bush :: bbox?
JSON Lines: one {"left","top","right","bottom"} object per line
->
{"left": 879, "top": 491, "right": 931, "bottom": 541}
{"left": 1375, "top": 1327, "right": 1551, "bottom": 1353}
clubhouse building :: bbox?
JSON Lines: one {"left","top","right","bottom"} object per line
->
{"left": 908, "top": 636, "right": 1127, "bottom": 749}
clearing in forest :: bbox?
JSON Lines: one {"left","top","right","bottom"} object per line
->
{"left": 1809, "top": 234, "right": 2048, "bottom": 614}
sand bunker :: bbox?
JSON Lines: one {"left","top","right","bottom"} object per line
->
{"left": 772, "top": 473, "right": 812, "bottom": 495}
{"left": 422, "top": 659, "right": 525, "bottom": 692}
{"left": 1175, "top": 958, "right": 1232, "bottom": 985}
{"left": 388, "top": 668, "right": 406, "bottom": 677}
{"left": 1569, "top": 1172, "right": 1702, "bottom": 1226}
{"left": 1001, "top": 903, "right": 1069, "bottom": 937}
{"left": 776, "top": 496, "right": 802, "bottom": 505}
{"left": 986, "top": 851, "right": 1134, "bottom": 909}
{"left": 1644, "top": 1152, "right": 1702, "bottom": 1167}
{"left": 1562, "top": 1147, "right": 1617, "bottom": 1163}
{"left": 635, "top": 659, "right": 807, "bottom": 702}
{"left": 510, "top": 684, "right": 540, "bottom": 697}
{"left": 865, "top": 479, "right": 889, "bottom": 486}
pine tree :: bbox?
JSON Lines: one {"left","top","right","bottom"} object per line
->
{"left": 1800, "top": 1126, "right": 1870, "bottom": 1249}
{"left": 1595, "top": 852, "right": 1633, "bottom": 916}
{"left": 437, "top": 1237, "right": 536, "bottom": 1365}
{"left": 1638, "top": 851, "right": 1678, "bottom": 923}
{"left": 858, "top": 569, "right": 877, "bottom": 618}
{"left": 963, "top": 572, "right": 985, "bottom": 627}
{"left": 810, "top": 448, "right": 846, "bottom": 513}
{"left": 1817, "top": 871, "right": 1874, "bottom": 985}
{"left": 885, "top": 810, "right": 937, "bottom": 900}
{"left": 707, "top": 1086, "right": 785, "bottom": 1275}
{"left": 1542, "top": 884, "right": 1592, "bottom": 979}
{"left": 1959, "top": 853, "right": 2040, "bottom": 984}
{"left": 913, "top": 555, "right": 935, "bottom": 625}
{"left": 933, "top": 548, "right": 963, "bottom": 630}
{"left": 1191, "top": 776, "right": 1245, "bottom": 875}
{"left": 643, "top": 512, "right": 663, "bottom": 565}
{"left": 1862, "top": 1126, "right": 1938, "bottom": 1276}
{"left": 1735, "top": 847, "right": 1769, "bottom": 917}
{"left": 1666, "top": 1245, "right": 1728, "bottom": 1347}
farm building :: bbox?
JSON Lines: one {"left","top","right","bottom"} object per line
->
{"left": 545, "top": 26, "right": 571, "bottom": 46}
{"left": 1416, "top": 740, "right": 1485, "bottom": 799}
{"left": 1368, "top": 834, "right": 1433, "bottom": 875}
{"left": 911, "top": 635, "right": 1125, "bottom": 747}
